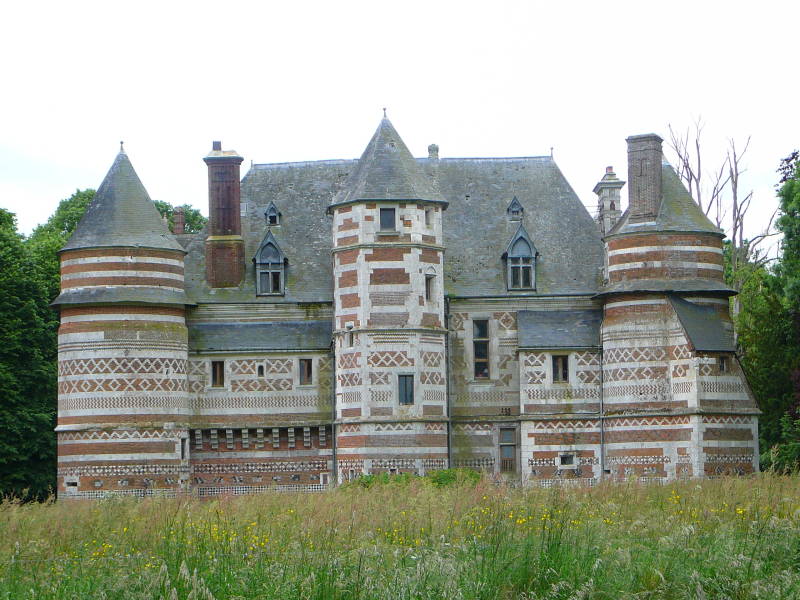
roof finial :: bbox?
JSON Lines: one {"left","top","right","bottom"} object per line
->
{"left": 120, "top": 141, "right": 125, "bottom": 154}
{"left": 382, "top": 107, "right": 387, "bottom": 119}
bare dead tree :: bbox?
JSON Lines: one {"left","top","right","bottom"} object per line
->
{"left": 667, "top": 121, "right": 779, "bottom": 316}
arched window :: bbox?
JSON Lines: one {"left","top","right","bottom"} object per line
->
{"left": 253, "top": 231, "right": 286, "bottom": 295}
{"left": 504, "top": 225, "right": 537, "bottom": 290}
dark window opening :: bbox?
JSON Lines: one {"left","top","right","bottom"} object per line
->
{"left": 380, "top": 208, "right": 396, "bottom": 231}
{"left": 425, "top": 208, "right": 433, "bottom": 227}
{"left": 552, "top": 355, "right": 569, "bottom": 383}
{"left": 559, "top": 453, "right": 575, "bottom": 467}
{"left": 473, "top": 319, "right": 489, "bottom": 379}
{"left": 719, "top": 356, "right": 728, "bottom": 373}
{"left": 268, "top": 213, "right": 278, "bottom": 225}
{"left": 398, "top": 374, "right": 414, "bottom": 405}
{"left": 347, "top": 331, "right": 354, "bottom": 347}
{"left": 425, "top": 274, "right": 435, "bottom": 301}
{"left": 299, "top": 359, "right": 313, "bottom": 385}
{"left": 257, "top": 364, "right": 265, "bottom": 377}
{"left": 500, "top": 428, "right": 515, "bottom": 473}
{"left": 211, "top": 361, "right": 225, "bottom": 387}
{"left": 257, "top": 263, "right": 283, "bottom": 295}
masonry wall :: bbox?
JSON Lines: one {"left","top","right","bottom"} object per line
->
{"left": 56, "top": 247, "right": 190, "bottom": 498}
{"left": 332, "top": 201, "right": 448, "bottom": 478}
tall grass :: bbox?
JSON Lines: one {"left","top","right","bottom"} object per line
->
{"left": 1, "top": 474, "right": 799, "bottom": 599}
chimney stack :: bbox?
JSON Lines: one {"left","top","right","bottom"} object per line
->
{"left": 626, "top": 134, "right": 663, "bottom": 222}
{"left": 173, "top": 206, "right": 185, "bottom": 235}
{"left": 427, "top": 143, "right": 439, "bottom": 160}
{"left": 203, "top": 141, "right": 245, "bottom": 288}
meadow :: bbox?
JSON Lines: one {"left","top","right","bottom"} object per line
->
{"left": 1, "top": 473, "right": 799, "bottom": 600}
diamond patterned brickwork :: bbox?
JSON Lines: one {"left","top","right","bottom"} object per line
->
{"left": 367, "top": 351, "right": 414, "bottom": 368}
{"left": 59, "top": 357, "right": 186, "bottom": 376}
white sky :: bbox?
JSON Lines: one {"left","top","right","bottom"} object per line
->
{"left": 1, "top": 0, "right": 797, "bottom": 246}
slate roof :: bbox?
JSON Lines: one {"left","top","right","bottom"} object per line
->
{"left": 517, "top": 309, "right": 602, "bottom": 349}
{"left": 607, "top": 161, "right": 723, "bottom": 238}
{"left": 188, "top": 321, "right": 332, "bottom": 352}
{"left": 598, "top": 278, "right": 735, "bottom": 297}
{"left": 182, "top": 121, "right": 604, "bottom": 303}
{"left": 62, "top": 150, "right": 184, "bottom": 253}
{"left": 330, "top": 118, "right": 445, "bottom": 207}
{"left": 668, "top": 296, "right": 735, "bottom": 352}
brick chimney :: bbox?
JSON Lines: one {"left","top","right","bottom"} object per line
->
{"left": 173, "top": 206, "right": 185, "bottom": 235}
{"left": 626, "top": 134, "right": 663, "bottom": 223}
{"left": 203, "top": 141, "right": 245, "bottom": 287}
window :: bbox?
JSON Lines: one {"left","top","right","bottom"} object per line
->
{"left": 380, "top": 207, "right": 396, "bottom": 231}
{"left": 508, "top": 238, "right": 534, "bottom": 289}
{"left": 507, "top": 196, "right": 524, "bottom": 221}
{"left": 257, "top": 364, "right": 264, "bottom": 377}
{"left": 347, "top": 331, "right": 354, "bottom": 347}
{"left": 425, "top": 274, "right": 435, "bottom": 302}
{"left": 265, "top": 202, "right": 280, "bottom": 226}
{"left": 552, "top": 355, "right": 569, "bottom": 383}
{"left": 398, "top": 374, "right": 414, "bottom": 405}
{"left": 299, "top": 358, "right": 313, "bottom": 385}
{"left": 719, "top": 356, "right": 728, "bottom": 373}
{"left": 559, "top": 453, "right": 577, "bottom": 469}
{"left": 425, "top": 207, "right": 433, "bottom": 228}
{"left": 211, "top": 361, "right": 225, "bottom": 387}
{"left": 254, "top": 233, "right": 286, "bottom": 296}
{"left": 499, "top": 428, "right": 516, "bottom": 473}
{"left": 473, "top": 319, "right": 489, "bottom": 379}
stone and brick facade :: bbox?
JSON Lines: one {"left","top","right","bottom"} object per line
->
{"left": 53, "top": 121, "right": 759, "bottom": 498}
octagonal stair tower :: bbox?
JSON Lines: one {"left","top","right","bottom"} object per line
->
{"left": 598, "top": 134, "right": 760, "bottom": 480}
{"left": 330, "top": 117, "right": 450, "bottom": 480}
{"left": 53, "top": 147, "right": 191, "bottom": 498}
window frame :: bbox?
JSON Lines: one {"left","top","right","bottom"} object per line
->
{"left": 425, "top": 273, "right": 435, "bottom": 302}
{"left": 499, "top": 428, "right": 516, "bottom": 473}
{"left": 398, "top": 373, "right": 414, "bottom": 405}
{"left": 211, "top": 360, "right": 225, "bottom": 388}
{"left": 473, "top": 319, "right": 490, "bottom": 380}
{"left": 299, "top": 358, "right": 313, "bottom": 386}
{"left": 379, "top": 207, "right": 396, "bottom": 231}
{"left": 552, "top": 354, "right": 569, "bottom": 383}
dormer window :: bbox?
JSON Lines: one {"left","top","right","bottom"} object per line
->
{"left": 254, "top": 231, "right": 286, "bottom": 296}
{"left": 504, "top": 224, "right": 537, "bottom": 290}
{"left": 264, "top": 202, "right": 280, "bottom": 226}
{"left": 507, "top": 196, "right": 524, "bottom": 221}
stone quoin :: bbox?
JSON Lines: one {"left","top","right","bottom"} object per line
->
{"left": 53, "top": 119, "right": 759, "bottom": 498}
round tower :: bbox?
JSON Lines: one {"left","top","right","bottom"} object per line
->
{"left": 599, "top": 134, "right": 758, "bottom": 480}
{"left": 330, "top": 117, "right": 449, "bottom": 480}
{"left": 53, "top": 148, "right": 191, "bottom": 498}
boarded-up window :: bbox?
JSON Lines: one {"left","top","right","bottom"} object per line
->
{"left": 380, "top": 208, "right": 396, "bottom": 231}
{"left": 398, "top": 374, "right": 414, "bottom": 405}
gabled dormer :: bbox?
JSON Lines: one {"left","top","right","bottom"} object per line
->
{"left": 264, "top": 201, "right": 281, "bottom": 226}
{"left": 253, "top": 230, "right": 286, "bottom": 295}
{"left": 507, "top": 196, "right": 524, "bottom": 221}
{"left": 503, "top": 224, "right": 538, "bottom": 290}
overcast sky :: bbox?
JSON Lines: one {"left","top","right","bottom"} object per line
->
{"left": 1, "top": 1, "right": 797, "bottom": 246}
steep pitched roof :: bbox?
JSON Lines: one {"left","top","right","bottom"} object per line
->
{"left": 518, "top": 309, "right": 602, "bottom": 349}
{"left": 331, "top": 118, "right": 445, "bottom": 207}
{"left": 61, "top": 150, "right": 183, "bottom": 252}
{"left": 668, "top": 295, "right": 735, "bottom": 352}
{"left": 607, "top": 161, "right": 723, "bottom": 238}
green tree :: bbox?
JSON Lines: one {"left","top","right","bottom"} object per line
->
{"left": 153, "top": 200, "right": 207, "bottom": 234}
{"left": 0, "top": 209, "right": 57, "bottom": 498}
{"left": 27, "top": 189, "right": 95, "bottom": 301}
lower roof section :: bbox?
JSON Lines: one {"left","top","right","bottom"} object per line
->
{"left": 188, "top": 320, "right": 332, "bottom": 353}
{"left": 518, "top": 309, "right": 602, "bottom": 349}
{"left": 52, "top": 286, "right": 191, "bottom": 307}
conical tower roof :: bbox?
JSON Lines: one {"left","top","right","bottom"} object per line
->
{"left": 331, "top": 117, "right": 446, "bottom": 207}
{"left": 61, "top": 148, "right": 183, "bottom": 252}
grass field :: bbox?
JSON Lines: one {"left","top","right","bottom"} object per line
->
{"left": 1, "top": 474, "right": 799, "bottom": 599}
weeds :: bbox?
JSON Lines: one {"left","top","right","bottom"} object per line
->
{"left": 0, "top": 474, "right": 799, "bottom": 599}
